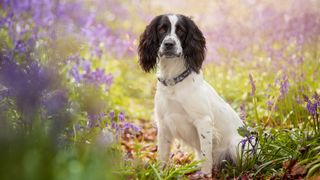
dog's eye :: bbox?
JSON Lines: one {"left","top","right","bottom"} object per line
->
{"left": 158, "top": 26, "right": 167, "bottom": 34}
{"left": 176, "top": 27, "right": 185, "bottom": 35}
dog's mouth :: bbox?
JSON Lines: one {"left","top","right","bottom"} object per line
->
{"left": 159, "top": 51, "right": 181, "bottom": 58}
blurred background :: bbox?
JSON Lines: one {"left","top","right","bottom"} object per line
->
{"left": 0, "top": 0, "right": 319, "bottom": 179}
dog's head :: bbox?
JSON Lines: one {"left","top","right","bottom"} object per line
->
{"left": 138, "top": 14, "right": 206, "bottom": 73}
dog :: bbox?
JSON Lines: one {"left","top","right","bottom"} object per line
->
{"left": 138, "top": 14, "right": 244, "bottom": 176}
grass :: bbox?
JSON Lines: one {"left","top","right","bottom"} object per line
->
{"left": 112, "top": 55, "right": 320, "bottom": 179}
{"left": 1, "top": 22, "right": 319, "bottom": 179}
{"left": 1, "top": 55, "right": 319, "bottom": 179}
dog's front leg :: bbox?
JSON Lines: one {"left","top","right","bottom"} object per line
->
{"left": 157, "top": 125, "right": 172, "bottom": 166}
{"left": 194, "top": 116, "right": 213, "bottom": 175}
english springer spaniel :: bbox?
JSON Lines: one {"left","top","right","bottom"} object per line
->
{"left": 138, "top": 14, "right": 244, "bottom": 176}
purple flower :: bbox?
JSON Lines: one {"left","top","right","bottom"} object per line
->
{"left": 81, "top": 22, "right": 136, "bottom": 59}
{"left": 82, "top": 60, "right": 91, "bottom": 73}
{"left": 109, "top": 111, "right": 115, "bottom": 119}
{"left": 307, "top": 101, "right": 317, "bottom": 116}
{"left": 88, "top": 114, "right": 98, "bottom": 128}
{"left": 69, "top": 64, "right": 82, "bottom": 83}
{"left": 266, "top": 100, "right": 273, "bottom": 110}
{"left": 115, "top": 123, "right": 119, "bottom": 132}
{"left": 87, "top": 120, "right": 93, "bottom": 129}
{"left": 296, "top": 96, "right": 302, "bottom": 104}
{"left": 274, "top": 77, "right": 279, "bottom": 86}
{"left": 239, "top": 104, "right": 246, "bottom": 121}
{"left": 43, "top": 90, "right": 68, "bottom": 115}
{"left": 0, "top": 54, "right": 52, "bottom": 126}
{"left": 14, "top": 40, "right": 28, "bottom": 53}
{"left": 249, "top": 73, "right": 256, "bottom": 96}
{"left": 123, "top": 122, "right": 141, "bottom": 132}
{"left": 118, "top": 112, "right": 125, "bottom": 122}
{"left": 312, "top": 93, "right": 320, "bottom": 106}
{"left": 247, "top": 135, "right": 255, "bottom": 144}
{"left": 240, "top": 135, "right": 257, "bottom": 152}
{"left": 99, "top": 113, "right": 105, "bottom": 118}
{"left": 68, "top": 57, "right": 113, "bottom": 89}
{"left": 123, "top": 123, "right": 130, "bottom": 129}
{"left": 111, "top": 121, "right": 116, "bottom": 129}
{"left": 88, "top": 114, "right": 98, "bottom": 121}
{"left": 130, "top": 123, "right": 141, "bottom": 132}
{"left": 103, "top": 74, "right": 113, "bottom": 89}
{"left": 279, "top": 75, "right": 290, "bottom": 99}
{"left": 303, "top": 94, "right": 319, "bottom": 117}
{"left": 240, "top": 138, "right": 247, "bottom": 150}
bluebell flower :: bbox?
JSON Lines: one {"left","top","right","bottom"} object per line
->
{"left": 240, "top": 134, "right": 257, "bottom": 152}
{"left": 0, "top": 54, "right": 53, "bottom": 129}
{"left": 266, "top": 100, "right": 273, "bottom": 110}
{"left": 130, "top": 123, "right": 141, "bottom": 132}
{"left": 82, "top": 60, "right": 91, "bottom": 73}
{"left": 123, "top": 123, "right": 130, "bottom": 129}
{"left": 87, "top": 114, "right": 101, "bottom": 128}
{"left": 111, "top": 121, "right": 116, "bottom": 129}
{"left": 118, "top": 112, "right": 125, "bottom": 122}
{"left": 239, "top": 104, "right": 246, "bottom": 121}
{"left": 99, "top": 113, "right": 105, "bottom": 118}
{"left": 279, "top": 74, "right": 290, "bottom": 99}
{"left": 249, "top": 73, "right": 256, "bottom": 96}
{"left": 123, "top": 122, "right": 141, "bottom": 133}
{"left": 69, "top": 64, "right": 82, "bottom": 83}
{"left": 307, "top": 100, "right": 317, "bottom": 116}
{"left": 43, "top": 90, "right": 68, "bottom": 116}
{"left": 247, "top": 135, "right": 255, "bottom": 144}
{"left": 109, "top": 111, "right": 115, "bottom": 119}
{"left": 240, "top": 138, "right": 247, "bottom": 150}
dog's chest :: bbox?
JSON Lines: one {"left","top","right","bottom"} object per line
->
{"left": 156, "top": 88, "right": 200, "bottom": 146}
{"left": 155, "top": 80, "right": 198, "bottom": 123}
{"left": 165, "top": 99, "right": 198, "bottom": 144}
{"left": 160, "top": 85, "right": 177, "bottom": 96}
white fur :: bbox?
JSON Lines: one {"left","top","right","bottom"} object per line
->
{"left": 155, "top": 15, "right": 244, "bottom": 176}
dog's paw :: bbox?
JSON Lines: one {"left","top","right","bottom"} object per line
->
{"left": 189, "top": 170, "right": 212, "bottom": 179}
{"left": 200, "top": 163, "right": 212, "bottom": 177}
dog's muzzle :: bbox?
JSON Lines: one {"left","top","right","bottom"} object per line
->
{"left": 160, "top": 39, "right": 181, "bottom": 58}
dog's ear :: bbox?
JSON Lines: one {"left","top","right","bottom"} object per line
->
{"left": 182, "top": 16, "right": 206, "bottom": 73}
{"left": 138, "top": 15, "right": 162, "bottom": 72}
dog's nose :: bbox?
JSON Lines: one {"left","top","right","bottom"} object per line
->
{"left": 164, "top": 40, "right": 176, "bottom": 49}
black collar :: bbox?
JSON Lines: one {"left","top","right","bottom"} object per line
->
{"left": 157, "top": 68, "right": 192, "bottom": 86}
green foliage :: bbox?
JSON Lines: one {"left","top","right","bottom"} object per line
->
{"left": 0, "top": 127, "right": 122, "bottom": 180}
{"left": 107, "top": 59, "right": 155, "bottom": 118}
{"left": 119, "top": 160, "right": 199, "bottom": 179}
